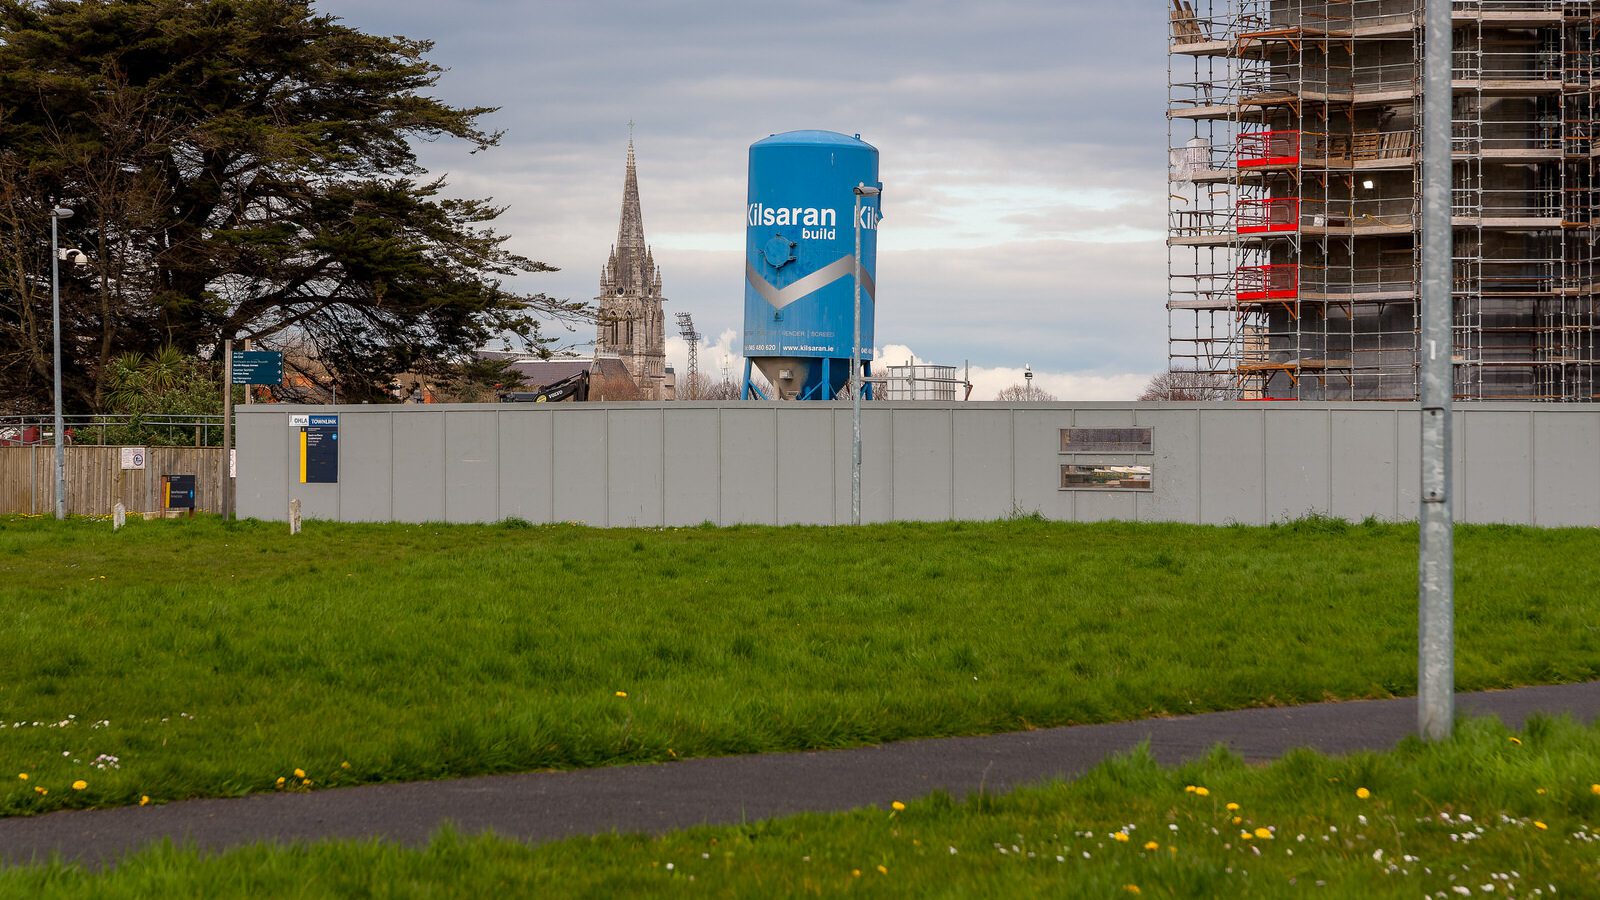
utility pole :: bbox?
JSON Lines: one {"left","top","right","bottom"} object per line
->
{"left": 222, "top": 339, "right": 233, "bottom": 520}
{"left": 1418, "top": 0, "right": 1455, "bottom": 742}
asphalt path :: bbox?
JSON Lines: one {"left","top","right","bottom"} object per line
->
{"left": 3, "top": 681, "right": 1597, "bottom": 868}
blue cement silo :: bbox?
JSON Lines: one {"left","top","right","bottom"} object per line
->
{"left": 742, "top": 130, "right": 881, "bottom": 400}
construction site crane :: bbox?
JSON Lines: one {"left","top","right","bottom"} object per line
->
{"left": 675, "top": 311, "right": 700, "bottom": 397}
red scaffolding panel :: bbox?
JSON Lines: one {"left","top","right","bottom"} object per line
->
{"left": 1237, "top": 197, "right": 1300, "bottom": 234}
{"left": 1236, "top": 263, "right": 1299, "bottom": 300}
{"left": 1237, "top": 130, "right": 1300, "bottom": 168}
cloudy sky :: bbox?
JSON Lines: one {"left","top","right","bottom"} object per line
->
{"left": 325, "top": 1, "right": 1168, "bottom": 400}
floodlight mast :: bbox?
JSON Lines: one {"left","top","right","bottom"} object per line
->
{"left": 675, "top": 311, "right": 700, "bottom": 397}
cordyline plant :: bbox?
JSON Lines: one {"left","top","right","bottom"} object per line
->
{"left": 0, "top": 0, "right": 588, "bottom": 409}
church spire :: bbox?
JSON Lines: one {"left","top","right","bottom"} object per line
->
{"left": 617, "top": 139, "right": 645, "bottom": 252}
{"left": 595, "top": 133, "right": 669, "bottom": 399}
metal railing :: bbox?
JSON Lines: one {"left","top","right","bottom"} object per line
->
{"left": 1455, "top": 49, "right": 1563, "bottom": 81}
{"left": 1170, "top": 207, "right": 1241, "bottom": 239}
{"left": 1299, "top": 265, "right": 1418, "bottom": 296}
{"left": 0, "top": 414, "right": 227, "bottom": 448}
{"left": 1452, "top": 0, "right": 1566, "bottom": 12}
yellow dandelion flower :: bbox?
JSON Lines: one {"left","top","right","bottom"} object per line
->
{"left": 1184, "top": 785, "right": 1196, "bottom": 793}
{"left": 71, "top": 780, "right": 86, "bottom": 791}
{"left": 34, "top": 787, "right": 46, "bottom": 795}
{"left": 615, "top": 691, "right": 628, "bottom": 698}
{"left": 1509, "top": 737, "right": 1522, "bottom": 745}
{"left": 1592, "top": 784, "right": 1600, "bottom": 795}
{"left": 301, "top": 778, "right": 312, "bottom": 786}
{"left": 16, "top": 774, "right": 26, "bottom": 781}
{"left": 293, "top": 768, "right": 305, "bottom": 779}
{"left": 1232, "top": 816, "right": 1243, "bottom": 825}
{"left": 1355, "top": 787, "right": 1371, "bottom": 800}
{"left": 139, "top": 796, "right": 150, "bottom": 807}
{"left": 275, "top": 776, "right": 286, "bottom": 788}
{"left": 1535, "top": 821, "right": 1548, "bottom": 831}
{"left": 341, "top": 761, "right": 351, "bottom": 770}
{"left": 851, "top": 869, "right": 861, "bottom": 878}
{"left": 1254, "top": 827, "right": 1273, "bottom": 840}
{"left": 1537, "top": 788, "right": 1547, "bottom": 795}
{"left": 1113, "top": 832, "right": 1131, "bottom": 843}
{"left": 1226, "top": 802, "right": 1240, "bottom": 811}
{"left": 1123, "top": 887, "right": 1142, "bottom": 896}
{"left": 1240, "top": 831, "right": 1253, "bottom": 841}
{"left": 891, "top": 801, "right": 906, "bottom": 811}
{"left": 1193, "top": 786, "right": 1210, "bottom": 797}
{"left": 876, "top": 865, "right": 888, "bottom": 875}
{"left": 1143, "top": 841, "right": 1159, "bottom": 851}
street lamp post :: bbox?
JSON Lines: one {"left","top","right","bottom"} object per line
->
{"left": 1418, "top": 0, "right": 1455, "bottom": 741}
{"left": 851, "top": 183, "right": 880, "bottom": 527}
{"left": 49, "top": 206, "right": 74, "bottom": 521}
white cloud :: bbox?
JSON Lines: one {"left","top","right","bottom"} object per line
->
{"left": 662, "top": 335, "right": 1153, "bottom": 401}
{"left": 878, "top": 344, "right": 1151, "bottom": 401}
{"left": 665, "top": 328, "right": 742, "bottom": 385}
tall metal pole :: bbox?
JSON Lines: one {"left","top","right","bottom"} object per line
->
{"left": 851, "top": 188, "right": 863, "bottom": 527}
{"left": 1418, "top": 0, "right": 1455, "bottom": 742}
{"left": 849, "top": 183, "right": 881, "bottom": 526}
{"left": 222, "top": 338, "right": 233, "bottom": 520}
{"left": 49, "top": 209, "right": 70, "bottom": 521}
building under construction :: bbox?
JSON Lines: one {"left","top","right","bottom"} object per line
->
{"left": 1169, "top": 0, "right": 1600, "bottom": 400}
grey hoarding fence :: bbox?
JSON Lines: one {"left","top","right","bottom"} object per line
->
{"left": 237, "top": 402, "right": 1600, "bottom": 528}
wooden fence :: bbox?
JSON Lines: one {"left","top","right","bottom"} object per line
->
{"left": 0, "top": 446, "right": 227, "bottom": 516}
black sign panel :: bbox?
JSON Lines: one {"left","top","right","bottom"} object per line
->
{"left": 164, "top": 474, "right": 196, "bottom": 509}
{"left": 232, "top": 351, "right": 284, "bottom": 385}
{"left": 299, "top": 415, "right": 339, "bottom": 484}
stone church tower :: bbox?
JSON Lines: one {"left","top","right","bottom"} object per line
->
{"left": 596, "top": 140, "right": 668, "bottom": 399}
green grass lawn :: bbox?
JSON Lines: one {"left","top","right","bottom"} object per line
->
{"left": 1, "top": 514, "right": 1597, "bottom": 816}
{"left": 4, "top": 717, "right": 1598, "bottom": 897}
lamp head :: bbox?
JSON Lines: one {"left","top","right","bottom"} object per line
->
{"left": 50, "top": 207, "right": 73, "bottom": 219}
{"left": 853, "top": 184, "right": 881, "bottom": 197}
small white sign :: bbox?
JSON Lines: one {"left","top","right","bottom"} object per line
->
{"left": 120, "top": 447, "right": 146, "bottom": 470}
{"left": 230, "top": 448, "right": 237, "bottom": 479}
{"left": 289, "top": 414, "right": 310, "bottom": 428}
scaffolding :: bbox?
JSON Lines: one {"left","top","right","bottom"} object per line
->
{"left": 876, "top": 363, "right": 974, "bottom": 401}
{"left": 1167, "top": 0, "right": 1600, "bottom": 400}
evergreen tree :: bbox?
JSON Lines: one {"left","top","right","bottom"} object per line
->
{"left": 0, "top": 0, "right": 585, "bottom": 408}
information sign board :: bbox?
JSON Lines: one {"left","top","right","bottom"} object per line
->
{"left": 164, "top": 474, "right": 196, "bottom": 510}
{"left": 231, "top": 351, "right": 284, "bottom": 385}
{"left": 120, "top": 447, "right": 146, "bottom": 470}
{"left": 298, "top": 414, "right": 339, "bottom": 484}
